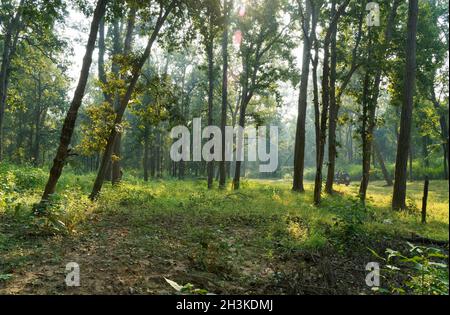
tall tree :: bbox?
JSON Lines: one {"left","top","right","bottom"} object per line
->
{"left": 219, "top": 0, "right": 232, "bottom": 189}
{"left": 392, "top": 0, "right": 419, "bottom": 210}
{"left": 0, "top": 0, "right": 65, "bottom": 161}
{"left": 90, "top": 0, "right": 178, "bottom": 200}
{"left": 192, "top": 0, "right": 222, "bottom": 189}
{"left": 233, "top": 0, "right": 294, "bottom": 190}
{"left": 0, "top": 0, "right": 25, "bottom": 160}
{"left": 39, "top": 0, "right": 108, "bottom": 206}
{"left": 313, "top": 0, "right": 350, "bottom": 205}
{"left": 292, "top": 0, "right": 312, "bottom": 193}
{"left": 325, "top": 1, "right": 364, "bottom": 194}
{"left": 112, "top": 6, "right": 137, "bottom": 185}
{"left": 359, "top": 0, "right": 400, "bottom": 202}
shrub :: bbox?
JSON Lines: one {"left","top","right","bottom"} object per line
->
{"left": 370, "top": 243, "right": 449, "bottom": 295}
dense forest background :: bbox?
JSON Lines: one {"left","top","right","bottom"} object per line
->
{"left": 0, "top": 0, "right": 447, "bottom": 189}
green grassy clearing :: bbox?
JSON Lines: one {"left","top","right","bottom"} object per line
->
{"left": 0, "top": 165, "right": 448, "bottom": 294}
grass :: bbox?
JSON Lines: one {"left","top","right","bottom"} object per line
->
{"left": 0, "top": 164, "right": 448, "bottom": 295}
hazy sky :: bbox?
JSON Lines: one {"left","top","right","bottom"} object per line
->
{"left": 60, "top": 5, "right": 90, "bottom": 89}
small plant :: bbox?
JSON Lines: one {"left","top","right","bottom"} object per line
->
{"left": 328, "top": 200, "right": 370, "bottom": 251}
{"left": 0, "top": 274, "right": 13, "bottom": 282}
{"left": 31, "top": 191, "right": 92, "bottom": 235}
{"left": 370, "top": 243, "right": 449, "bottom": 295}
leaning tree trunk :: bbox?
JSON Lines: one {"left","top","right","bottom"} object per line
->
{"left": 39, "top": 0, "right": 108, "bottom": 206}
{"left": 292, "top": 0, "right": 312, "bottom": 193}
{"left": 90, "top": 1, "right": 176, "bottom": 200}
{"left": 392, "top": 0, "right": 418, "bottom": 210}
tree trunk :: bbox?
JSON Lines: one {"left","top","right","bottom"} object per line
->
{"left": 360, "top": 0, "right": 400, "bottom": 202}
{"left": 39, "top": 0, "right": 108, "bottom": 205}
{"left": 207, "top": 36, "right": 215, "bottom": 189}
{"left": 422, "top": 135, "right": 429, "bottom": 169}
{"left": 325, "top": 2, "right": 338, "bottom": 195}
{"left": 293, "top": 0, "right": 312, "bottom": 193}
{"left": 312, "top": 27, "right": 320, "bottom": 167}
{"left": 313, "top": 0, "right": 349, "bottom": 205}
{"left": 313, "top": 35, "right": 330, "bottom": 205}
{"left": 359, "top": 70, "right": 372, "bottom": 201}
{"left": 33, "top": 73, "right": 42, "bottom": 166}
{"left": 112, "top": 8, "right": 136, "bottom": 185}
{"left": 150, "top": 135, "right": 156, "bottom": 178}
{"left": 98, "top": 16, "right": 111, "bottom": 103}
{"left": 409, "top": 144, "right": 413, "bottom": 181}
{"left": 392, "top": 0, "right": 418, "bottom": 210}
{"left": 143, "top": 126, "right": 149, "bottom": 181}
{"left": 327, "top": 6, "right": 364, "bottom": 192}
{"left": 233, "top": 97, "right": 249, "bottom": 190}
{"left": 348, "top": 123, "right": 353, "bottom": 162}
{"left": 103, "top": 19, "right": 122, "bottom": 182}
{"left": 90, "top": 1, "right": 176, "bottom": 200}
{"left": 219, "top": 0, "right": 231, "bottom": 189}
{"left": 313, "top": 3, "right": 333, "bottom": 206}
{"left": 430, "top": 96, "right": 449, "bottom": 180}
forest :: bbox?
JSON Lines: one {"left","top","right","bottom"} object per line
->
{"left": 0, "top": 0, "right": 448, "bottom": 296}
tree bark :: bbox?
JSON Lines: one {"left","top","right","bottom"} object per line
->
{"left": 392, "top": 0, "right": 418, "bottom": 210}
{"left": 293, "top": 0, "right": 312, "bottom": 193}
{"left": 39, "top": 0, "right": 108, "bottom": 206}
